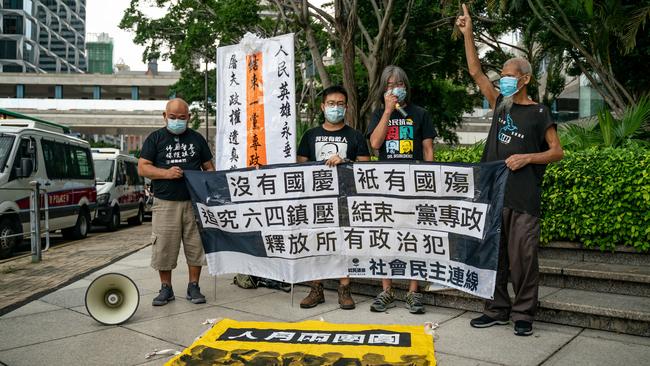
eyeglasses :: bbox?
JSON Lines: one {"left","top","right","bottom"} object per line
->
{"left": 386, "top": 81, "right": 405, "bottom": 88}
{"left": 325, "top": 101, "right": 346, "bottom": 107}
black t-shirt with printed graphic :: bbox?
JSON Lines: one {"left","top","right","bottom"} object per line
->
{"left": 140, "top": 127, "right": 213, "bottom": 201}
{"left": 367, "top": 103, "right": 437, "bottom": 161}
{"left": 297, "top": 125, "right": 370, "bottom": 162}
{"left": 482, "top": 97, "right": 556, "bottom": 217}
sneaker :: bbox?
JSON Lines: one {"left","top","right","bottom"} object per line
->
{"left": 300, "top": 282, "right": 324, "bottom": 308}
{"left": 514, "top": 320, "right": 533, "bottom": 336}
{"left": 186, "top": 282, "right": 206, "bottom": 304}
{"left": 370, "top": 288, "right": 395, "bottom": 312}
{"left": 338, "top": 284, "right": 355, "bottom": 310}
{"left": 405, "top": 291, "right": 425, "bottom": 314}
{"left": 152, "top": 283, "right": 175, "bottom": 306}
{"left": 469, "top": 314, "right": 509, "bottom": 328}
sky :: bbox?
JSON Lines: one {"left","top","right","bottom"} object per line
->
{"left": 85, "top": 0, "right": 173, "bottom": 72}
{"left": 85, "top": 0, "right": 330, "bottom": 73}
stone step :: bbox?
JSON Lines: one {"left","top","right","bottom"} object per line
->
{"left": 540, "top": 242, "right": 650, "bottom": 266}
{"left": 539, "top": 259, "right": 650, "bottom": 297}
{"left": 322, "top": 279, "right": 650, "bottom": 337}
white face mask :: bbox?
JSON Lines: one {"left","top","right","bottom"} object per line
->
{"left": 324, "top": 106, "right": 346, "bottom": 123}
{"left": 166, "top": 118, "right": 188, "bottom": 135}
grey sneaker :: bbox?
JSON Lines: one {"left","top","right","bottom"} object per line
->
{"left": 370, "top": 288, "right": 395, "bottom": 312}
{"left": 152, "top": 283, "right": 175, "bottom": 306}
{"left": 405, "top": 291, "right": 425, "bottom": 314}
{"left": 186, "top": 282, "right": 206, "bottom": 304}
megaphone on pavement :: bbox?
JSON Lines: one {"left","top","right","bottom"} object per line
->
{"left": 85, "top": 273, "right": 140, "bottom": 325}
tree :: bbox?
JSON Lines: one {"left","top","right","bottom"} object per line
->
{"left": 473, "top": 0, "right": 650, "bottom": 114}
{"left": 119, "top": 0, "right": 264, "bottom": 116}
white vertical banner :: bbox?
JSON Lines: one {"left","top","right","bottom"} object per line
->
{"left": 216, "top": 46, "right": 247, "bottom": 170}
{"left": 215, "top": 33, "right": 296, "bottom": 170}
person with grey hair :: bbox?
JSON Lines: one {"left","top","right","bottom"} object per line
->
{"left": 457, "top": 3, "right": 563, "bottom": 336}
{"left": 366, "top": 65, "right": 436, "bottom": 314}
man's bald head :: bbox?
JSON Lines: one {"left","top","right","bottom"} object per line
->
{"left": 164, "top": 98, "right": 190, "bottom": 121}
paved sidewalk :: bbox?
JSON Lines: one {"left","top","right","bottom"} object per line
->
{"left": 0, "top": 224, "right": 152, "bottom": 315}
{"left": 1, "top": 233, "right": 649, "bottom": 365}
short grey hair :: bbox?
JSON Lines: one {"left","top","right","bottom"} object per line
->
{"left": 503, "top": 57, "right": 532, "bottom": 76}
{"left": 379, "top": 65, "right": 411, "bottom": 104}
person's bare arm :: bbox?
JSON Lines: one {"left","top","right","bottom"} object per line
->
{"left": 505, "top": 127, "right": 564, "bottom": 171}
{"left": 138, "top": 158, "right": 182, "bottom": 180}
{"left": 457, "top": 3, "right": 500, "bottom": 109}
{"left": 202, "top": 160, "right": 215, "bottom": 171}
{"left": 422, "top": 138, "right": 435, "bottom": 162}
{"left": 369, "top": 92, "right": 399, "bottom": 150}
{"left": 297, "top": 156, "right": 309, "bottom": 163}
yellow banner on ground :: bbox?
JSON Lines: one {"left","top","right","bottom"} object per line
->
{"left": 166, "top": 318, "right": 435, "bottom": 365}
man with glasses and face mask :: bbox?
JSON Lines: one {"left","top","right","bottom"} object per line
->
{"left": 367, "top": 65, "right": 437, "bottom": 315}
{"left": 457, "top": 4, "right": 563, "bottom": 336}
{"left": 297, "top": 85, "right": 370, "bottom": 310}
{"left": 138, "top": 98, "right": 215, "bottom": 307}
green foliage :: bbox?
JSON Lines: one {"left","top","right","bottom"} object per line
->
{"left": 395, "top": 1, "right": 476, "bottom": 143}
{"left": 119, "top": 0, "right": 264, "bottom": 121}
{"left": 89, "top": 140, "right": 118, "bottom": 149}
{"left": 541, "top": 147, "right": 650, "bottom": 252}
{"left": 435, "top": 141, "right": 484, "bottom": 163}
{"left": 416, "top": 79, "right": 478, "bottom": 144}
{"left": 436, "top": 141, "right": 650, "bottom": 252}
{"left": 560, "top": 95, "right": 650, "bottom": 150}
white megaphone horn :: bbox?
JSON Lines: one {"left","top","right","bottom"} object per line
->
{"left": 85, "top": 273, "right": 140, "bottom": 325}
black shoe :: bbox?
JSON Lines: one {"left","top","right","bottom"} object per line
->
{"left": 152, "top": 283, "right": 175, "bottom": 306}
{"left": 186, "top": 282, "right": 206, "bottom": 304}
{"left": 514, "top": 320, "right": 533, "bottom": 336}
{"left": 470, "top": 314, "right": 509, "bottom": 328}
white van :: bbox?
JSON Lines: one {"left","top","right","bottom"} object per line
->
{"left": 0, "top": 119, "right": 97, "bottom": 258}
{"left": 92, "top": 148, "right": 145, "bottom": 230}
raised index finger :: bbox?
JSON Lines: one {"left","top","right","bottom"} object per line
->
{"left": 462, "top": 3, "right": 469, "bottom": 17}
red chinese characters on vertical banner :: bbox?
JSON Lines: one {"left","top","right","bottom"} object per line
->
{"left": 246, "top": 52, "right": 266, "bottom": 166}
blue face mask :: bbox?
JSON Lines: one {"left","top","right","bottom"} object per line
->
{"left": 324, "top": 106, "right": 346, "bottom": 123}
{"left": 166, "top": 118, "right": 188, "bottom": 134}
{"left": 392, "top": 87, "right": 407, "bottom": 102}
{"left": 499, "top": 76, "right": 520, "bottom": 97}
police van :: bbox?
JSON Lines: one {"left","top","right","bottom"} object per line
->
{"left": 92, "top": 148, "right": 145, "bottom": 230}
{"left": 0, "top": 119, "right": 97, "bottom": 258}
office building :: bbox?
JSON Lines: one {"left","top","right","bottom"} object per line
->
{"left": 0, "top": 0, "right": 87, "bottom": 73}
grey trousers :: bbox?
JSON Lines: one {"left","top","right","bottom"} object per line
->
{"left": 484, "top": 207, "right": 540, "bottom": 322}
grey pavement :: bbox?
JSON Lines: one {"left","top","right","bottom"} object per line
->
{"left": 1, "top": 246, "right": 649, "bottom": 366}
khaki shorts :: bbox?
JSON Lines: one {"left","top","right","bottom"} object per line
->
{"left": 150, "top": 198, "right": 206, "bottom": 270}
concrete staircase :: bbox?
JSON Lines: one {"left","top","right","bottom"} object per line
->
{"left": 323, "top": 242, "right": 650, "bottom": 336}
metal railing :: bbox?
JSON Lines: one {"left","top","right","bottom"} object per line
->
{"left": 1, "top": 182, "right": 50, "bottom": 262}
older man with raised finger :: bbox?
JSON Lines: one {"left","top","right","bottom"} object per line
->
{"left": 457, "top": 3, "right": 564, "bottom": 336}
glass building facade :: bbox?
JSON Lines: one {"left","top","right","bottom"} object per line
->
{"left": 0, "top": 0, "right": 86, "bottom": 73}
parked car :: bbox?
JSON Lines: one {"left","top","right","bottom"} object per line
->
{"left": 0, "top": 119, "right": 96, "bottom": 258}
{"left": 92, "top": 148, "right": 145, "bottom": 231}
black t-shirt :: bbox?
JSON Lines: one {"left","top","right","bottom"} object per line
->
{"left": 482, "top": 98, "right": 555, "bottom": 217}
{"left": 366, "top": 103, "right": 437, "bottom": 160}
{"left": 297, "top": 125, "right": 370, "bottom": 162}
{"left": 140, "top": 127, "right": 213, "bottom": 201}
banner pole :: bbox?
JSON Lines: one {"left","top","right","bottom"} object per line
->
{"left": 290, "top": 284, "right": 294, "bottom": 307}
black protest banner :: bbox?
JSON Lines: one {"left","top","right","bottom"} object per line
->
{"left": 185, "top": 161, "right": 507, "bottom": 299}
